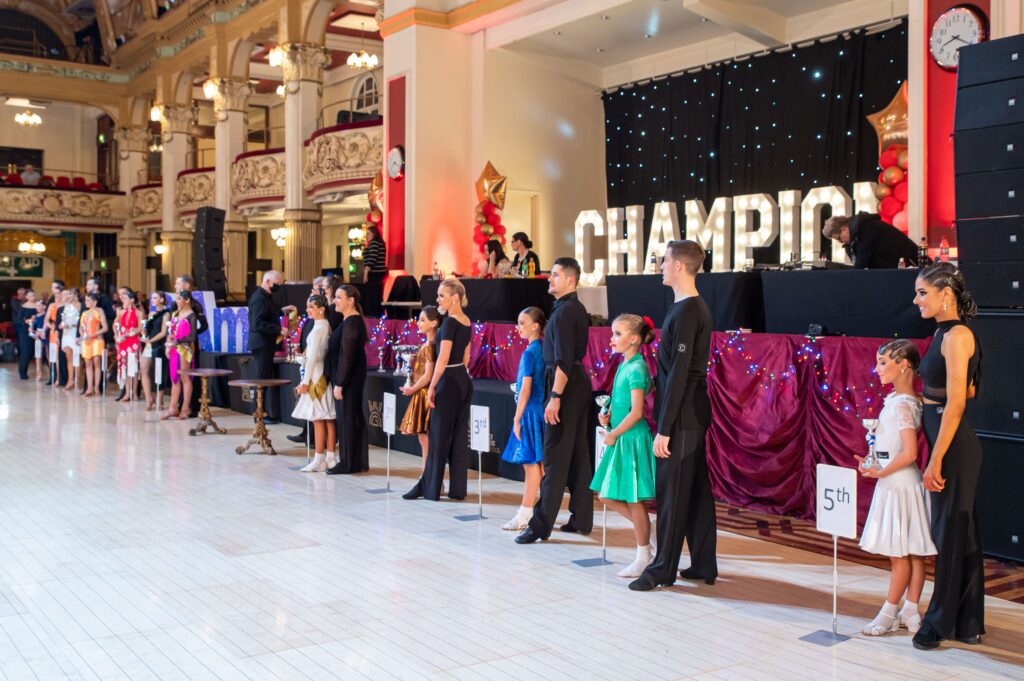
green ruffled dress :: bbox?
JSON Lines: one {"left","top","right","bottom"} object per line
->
{"left": 590, "top": 353, "right": 656, "bottom": 503}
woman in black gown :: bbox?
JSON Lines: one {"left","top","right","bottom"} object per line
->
{"left": 326, "top": 285, "right": 369, "bottom": 475}
{"left": 403, "top": 279, "right": 473, "bottom": 501}
{"left": 911, "top": 262, "right": 984, "bottom": 650}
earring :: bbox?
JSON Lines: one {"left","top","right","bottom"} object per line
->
{"left": 900, "top": 368, "right": 905, "bottom": 374}
{"left": 942, "top": 302, "right": 947, "bottom": 312}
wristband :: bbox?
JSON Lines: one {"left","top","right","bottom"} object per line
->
{"left": 550, "top": 392, "right": 562, "bottom": 399}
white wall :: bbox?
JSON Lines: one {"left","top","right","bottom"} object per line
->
{"left": 0, "top": 103, "right": 100, "bottom": 178}
{"left": 480, "top": 49, "right": 607, "bottom": 269}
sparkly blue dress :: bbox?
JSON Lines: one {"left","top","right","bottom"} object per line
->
{"left": 502, "top": 339, "right": 545, "bottom": 464}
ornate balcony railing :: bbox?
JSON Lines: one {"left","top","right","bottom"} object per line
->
{"left": 174, "top": 167, "right": 214, "bottom": 228}
{"left": 303, "top": 120, "right": 383, "bottom": 204}
{"left": 0, "top": 185, "right": 126, "bottom": 232}
{"left": 231, "top": 148, "right": 285, "bottom": 216}
{"left": 128, "top": 183, "right": 162, "bottom": 230}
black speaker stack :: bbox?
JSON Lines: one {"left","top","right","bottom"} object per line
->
{"left": 191, "top": 206, "right": 227, "bottom": 301}
{"left": 954, "top": 35, "right": 1024, "bottom": 562}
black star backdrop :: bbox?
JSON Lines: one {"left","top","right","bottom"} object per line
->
{"left": 603, "top": 19, "right": 908, "bottom": 261}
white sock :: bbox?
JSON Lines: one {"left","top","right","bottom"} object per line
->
{"left": 636, "top": 544, "right": 653, "bottom": 560}
{"left": 301, "top": 453, "right": 325, "bottom": 472}
{"left": 516, "top": 505, "right": 532, "bottom": 518}
{"left": 881, "top": 601, "right": 899, "bottom": 616}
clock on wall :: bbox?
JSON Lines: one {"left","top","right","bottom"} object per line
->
{"left": 387, "top": 145, "right": 405, "bottom": 180}
{"left": 929, "top": 5, "right": 987, "bottom": 71}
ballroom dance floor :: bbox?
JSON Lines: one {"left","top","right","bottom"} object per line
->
{"left": 0, "top": 366, "right": 1021, "bottom": 680}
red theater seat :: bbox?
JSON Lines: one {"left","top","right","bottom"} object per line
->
{"left": 88, "top": 182, "right": 103, "bottom": 191}
{"left": 56, "top": 176, "right": 71, "bottom": 188}
{"left": 71, "top": 177, "right": 87, "bottom": 189}
{"left": 6, "top": 174, "right": 23, "bottom": 185}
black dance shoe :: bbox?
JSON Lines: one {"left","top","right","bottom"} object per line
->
{"left": 956, "top": 635, "right": 983, "bottom": 645}
{"left": 263, "top": 417, "right": 280, "bottom": 425}
{"left": 402, "top": 484, "right": 424, "bottom": 500}
{"left": 628, "top": 573, "right": 674, "bottom": 591}
{"left": 514, "top": 528, "right": 547, "bottom": 544}
{"left": 287, "top": 430, "right": 308, "bottom": 443}
{"left": 559, "top": 517, "right": 592, "bottom": 535}
{"left": 912, "top": 623, "right": 943, "bottom": 650}
{"left": 679, "top": 567, "right": 716, "bottom": 585}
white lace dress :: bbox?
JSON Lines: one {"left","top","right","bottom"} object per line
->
{"left": 291, "top": 319, "right": 336, "bottom": 422}
{"left": 859, "top": 393, "right": 937, "bottom": 557}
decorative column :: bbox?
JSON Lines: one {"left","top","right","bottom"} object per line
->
{"left": 114, "top": 126, "right": 150, "bottom": 291}
{"left": 211, "top": 78, "right": 253, "bottom": 298}
{"left": 281, "top": 43, "right": 329, "bottom": 281}
{"left": 160, "top": 105, "right": 195, "bottom": 277}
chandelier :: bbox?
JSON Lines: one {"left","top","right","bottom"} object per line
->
{"left": 18, "top": 240, "right": 45, "bottom": 254}
{"left": 347, "top": 22, "right": 379, "bottom": 70}
{"left": 15, "top": 110, "right": 41, "bottom": 126}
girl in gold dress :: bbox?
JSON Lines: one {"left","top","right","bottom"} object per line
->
{"left": 399, "top": 306, "right": 441, "bottom": 474}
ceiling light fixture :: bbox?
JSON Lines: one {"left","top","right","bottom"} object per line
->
{"left": 150, "top": 104, "right": 162, "bottom": 122}
{"left": 15, "top": 110, "right": 41, "bottom": 126}
{"left": 276, "top": 84, "right": 285, "bottom": 98}
{"left": 601, "top": 15, "right": 611, "bottom": 20}
{"left": 347, "top": 22, "right": 379, "bottom": 70}
{"left": 595, "top": 48, "right": 605, "bottom": 53}
{"left": 154, "top": 243, "right": 168, "bottom": 255}
{"left": 202, "top": 79, "right": 218, "bottom": 99}
{"left": 267, "top": 45, "right": 284, "bottom": 67}
{"left": 18, "top": 240, "right": 45, "bottom": 254}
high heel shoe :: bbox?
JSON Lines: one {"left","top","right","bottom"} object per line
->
{"left": 678, "top": 567, "right": 716, "bottom": 585}
{"left": 177, "top": 410, "right": 191, "bottom": 420}
{"left": 160, "top": 409, "right": 179, "bottom": 421}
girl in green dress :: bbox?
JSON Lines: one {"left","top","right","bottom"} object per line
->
{"left": 591, "top": 314, "right": 657, "bottom": 578}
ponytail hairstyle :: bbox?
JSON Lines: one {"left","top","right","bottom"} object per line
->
{"left": 520, "top": 306, "right": 547, "bottom": 333}
{"left": 339, "top": 284, "right": 363, "bottom": 315}
{"left": 613, "top": 313, "right": 656, "bottom": 345}
{"left": 878, "top": 338, "right": 921, "bottom": 371}
{"left": 918, "top": 261, "right": 977, "bottom": 320}
{"left": 420, "top": 305, "right": 443, "bottom": 330}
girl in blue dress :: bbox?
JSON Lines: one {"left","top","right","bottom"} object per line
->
{"left": 501, "top": 307, "right": 546, "bottom": 531}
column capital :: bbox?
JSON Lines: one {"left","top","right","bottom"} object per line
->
{"left": 283, "top": 208, "right": 322, "bottom": 223}
{"left": 160, "top": 105, "right": 195, "bottom": 135}
{"left": 114, "top": 127, "right": 150, "bottom": 156}
{"left": 223, "top": 219, "right": 248, "bottom": 233}
{"left": 281, "top": 43, "right": 330, "bottom": 87}
{"left": 210, "top": 78, "right": 253, "bottom": 120}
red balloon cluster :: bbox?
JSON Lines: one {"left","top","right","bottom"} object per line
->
{"left": 473, "top": 199, "right": 506, "bottom": 250}
{"left": 876, "top": 145, "right": 909, "bottom": 233}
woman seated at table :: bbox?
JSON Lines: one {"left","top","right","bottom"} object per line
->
{"left": 485, "top": 239, "right": 513, "bottom": 277}
{"left": 510, "top": 232, "right": 540, "bottom": 277}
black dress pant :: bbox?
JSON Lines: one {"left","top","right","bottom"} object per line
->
{"left": 527, "top": 365, "right": 593, "bottom": 537}
{"left": 643, "top": 426, "right": 718, "bottom": 584}
{"left": 17, "top": 331, "right": 31, "bottom": 379}
{"left": 419, "top": 366, "right": 472, "bottom": 499}
{"left": 251, "top": 342, "right": 279, "bottom": 420}
{"left": 922, "top": 404, "right": 985, "bottom": 639}
{"left": 333, "top": 370, "right": 369, "bottom": 474}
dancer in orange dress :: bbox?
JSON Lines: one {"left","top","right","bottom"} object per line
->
{"left": 78, "top": 293, "right": 108, "bottom": 397}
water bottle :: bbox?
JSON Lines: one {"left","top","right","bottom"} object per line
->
{"left": 649, "top": 253, "right": 658, "bottom": 273}
{"left": 432, "top": 261, "right": 439, "bottom": 280}
{"left": 898, "top": 257, "right": 907, "bottom": 269}
{"left": 939, "top": 237, "right": 950, "bottom": 263}
{"left": 917, "top": 238, "right": 929, "bottom": 266}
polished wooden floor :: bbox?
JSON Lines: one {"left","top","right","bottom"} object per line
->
{"left": 1, "top": 366, "right": 1021, "bottom": 680}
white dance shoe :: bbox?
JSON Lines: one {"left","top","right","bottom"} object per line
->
{"left": 325, "top": 451, "right": 339, "bottom": 469}
{"left": 899, "top": 604, "right": 922, "bottom": 633}
{"left": 862, "top": 605, "right": 900, "bottom": 636}
{"left": 617, "top": 545, "right": 654, "bottom": 578}
{"left": 300, "top": 453, "right": 327, "bottom": 473}
{"left": 501, "top": 506, "right": 532, "bottom": 531}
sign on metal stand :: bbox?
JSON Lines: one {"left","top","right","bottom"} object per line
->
{"left": 367, "top": 392, "right": 397, "bottom": 493}
{"left": 48, "top": 342, "right": 57, "bottom": 385}
{"left": 800, "top": 463, "right": 858, "bottom": 647}
{"left": 154, "top": 357, "right": 163, "bottom": 409}
{"left": 456, "top": 405, "right": 489, "bottom": 521}
{"left": 127, "top": 352, "right": 138, "bottom": 405}
{"left": 574, "top": 426, "right": 613, "bottom": 567}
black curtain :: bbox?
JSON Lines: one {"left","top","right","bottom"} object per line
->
{"left": 604, "top": 20, "right": 908, "bottom": 261}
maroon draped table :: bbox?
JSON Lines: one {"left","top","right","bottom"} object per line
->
{"left": 362, "top": 317, "right": 931, "bottom": 525}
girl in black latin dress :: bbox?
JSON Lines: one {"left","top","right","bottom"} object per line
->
{"left": 911, "top": 262, "right": 984, "bottom": 650}
{"left": 403, "top": 279, "right": 473, "bottom": 501}
{"left": 326, "top": 285, "right": 369, "bottom": 475}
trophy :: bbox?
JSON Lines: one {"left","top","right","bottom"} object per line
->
{"left": 393, "top": 345, "right": 419, "bottom": 384}
{"left": 861, "top": 418, "right": 882, "bottom": 470}
{"left": 595, "top": 394, "right": 611, "bottom": 416}
{"left": 510, "top": 382, "right": 519, "bottom": 400}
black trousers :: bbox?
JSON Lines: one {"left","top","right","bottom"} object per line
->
{"left": 333, "top": 370, "right": 369, "bottom": 474}
{"left": 643, "top": 426, "right": 718, "bottom": 584}
{"left": 419, "top": 366, "right": 472, "bottom": 499}
{"left": 528, "top": 365, "right": 593, "bottom": 537}
{"left": 922, "top": 404, "right": 985, "bottom": 639}
{"left": 250, "top": 343, "right": 279, "bottom": 420}
{"left": 17, "top": 330, "right": 31, "bottom": 379}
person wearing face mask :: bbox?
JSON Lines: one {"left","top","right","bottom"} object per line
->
{"left": 247, "top": 270, "right": 296, "bottom": 423}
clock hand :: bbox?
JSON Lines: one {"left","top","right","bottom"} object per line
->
{"left": 951, "top": 35, "right": 971, "bottom": 46}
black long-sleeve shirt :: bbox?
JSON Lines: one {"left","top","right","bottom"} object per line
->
{"left": 333, "top": 315, "right": 367, "bottom": 389}
{"left": 844, "top": 212, "right": 919, "bottom": 269}
{"left": 542, "top": 291, "right": 589, "bottom": 375}
{"left": 248, "top": 287, "right": 282, "bottom": 350}
{"left": 191, "top": 297, "right": 209, "bottom": 337}
{"left": 655, "top": 296, "right": 713, "bottom": 435}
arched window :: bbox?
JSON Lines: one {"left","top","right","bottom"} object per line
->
{"left": 354, "top": 74, "right": 380, "bottom": 114}
{"left": 0, "top": 10, "right": 67, "bottom": 60}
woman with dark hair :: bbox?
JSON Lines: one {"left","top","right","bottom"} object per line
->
{"left": 116, "top": 288, "right": 144, "bottom": 402}
{"left": 911, "top": 262, "right": 984, "bottom": 650}
{"left": 79, "top": 292, "right": 108, "bottom": 396}
{"left": 485, "top": 239, "right": 511, "bottom": 277}
{"left": 140, "top": 291, "right": 170, "bottom": 411}
{"left": 162, "top": 290, "right": 197, "bottom": 420}
{"left": 511, "top": 232, "right": 540, "bottom": 277}
{"left": 294, "top": 293, "right": 337, "bottom": 473}
{"left": 362, "top": 226, "right": 387, "bottom": 284}
{"left": 327, "top": 284, "right": 369, "bottom": 474}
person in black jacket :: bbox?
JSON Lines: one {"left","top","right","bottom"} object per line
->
{"left": 327, "top": 284, "right": 368, "bottom": 474}
{"left": 247, "top": 270, "right": 295, "bottom": 423}
{"left": 15, "top": 289, "right": 35, "bottom": 380}
{"left": 823, "top": 213, "right": 918, "bottom": 269}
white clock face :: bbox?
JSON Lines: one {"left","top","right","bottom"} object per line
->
{"left": 929, "top": 6, "right": 985, "bottom": 70}
{"left": 387, "top": 146, "right": 404, "bottom": 179}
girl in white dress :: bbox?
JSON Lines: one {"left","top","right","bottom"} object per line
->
{"left": 857, "top": 339, "right": 937, "bottom": 636}
{"left": 292, "top": 294, "right": 337, "bottom": 472}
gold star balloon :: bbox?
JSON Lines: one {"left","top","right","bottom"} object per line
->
{"left": 368, "top": 170, "right": 384, "bottom": 211}
{"left": 475, "top": 161, "right": 508, "bottom": 210}
{"left": 867, "top": 81, "right": 909, "bottom": 155}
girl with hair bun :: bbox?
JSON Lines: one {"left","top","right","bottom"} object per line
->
{"left": 590, "top": 313, "right": 657, "bottom": 577}
{"left": 911, "top": 262, "right": 985, "bottom": 650}
{"left": 400, "top": 305, "right": 442, "bottom": 475}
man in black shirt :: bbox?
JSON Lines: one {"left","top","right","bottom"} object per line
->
{"left": 247, "top": 270, "right": 295, "bottom": 422}
{"left": 823, "top": 212, "right": 918, "bottom": 268}
{"left": 630, "top": 240, "right": 718, "bottom": 591}
{"left": 516, "top": 257, "right": 593, "bottom": 544}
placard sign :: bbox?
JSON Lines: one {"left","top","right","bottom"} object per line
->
{"left": 471, "top": 405, "right": 490, "bottom": 452}
{"left": 48, "top": 343, "right": 58, "bottom": 363}
{"left": 34, "top": 339, "right": 42, "bottom": 359}
{"left": 127, "top": 352, "right": 139, "bottom": 377}
{"left": 595, "top": 427, "right": 608, "bottom": 468}
{"left": 815, "top": 464, "right": 858, "bottom": 540}
{"left": 383, "top": 392, "right": 396, "bottom": 435}
{"left": 154, "top": 357, "right": 164, "bottom": 387}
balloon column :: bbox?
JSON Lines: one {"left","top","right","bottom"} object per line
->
{"left": 867, "top": 81, "right": 910, "bottom": 233}
{"left": 472, "top": 162, "right": 508, "bottom": 275}
{"left": 366, "top": 169, "right": 385, "bottom": 236}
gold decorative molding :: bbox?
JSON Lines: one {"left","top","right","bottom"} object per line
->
{"left": 303, "top": 124, "right": 383, "bottom": 203}
{"left": 379, "top": 0, "right": 524, "bottom": 37}
{"left": 281, "top": 43, "right": 330, "bottom": 86}
{"left": 161, "top": 105, "right": 195, "bottom": 136}
{"left": 115, "top": 127, "right": 150, "bottom": 156}
{"left": 175, "top": 170, "right": 215, "bottom": 218}
{"left": 129, "top": 185, "right": 163, "bottom": 226}
{"left": 0, "top": 187, "right": 126, "bottom": 231}
{"left": 210, "top": 78, "right": 253, "bottom": 119}
{"left": 232, "top": 150, "right": 285, "bottom": 215}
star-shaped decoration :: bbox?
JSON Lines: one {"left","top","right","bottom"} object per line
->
{"left": 475, "top": 161, "right": 508, "bottom": 210}
{"left": 866, "top": 81, "right": 908, "bottom": 156}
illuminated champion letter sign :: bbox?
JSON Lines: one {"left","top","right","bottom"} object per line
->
{"left": 575, "top": 209, "right": 607, "bottom": 286}
{"left": 644, "top": 202, "right": 680, "bottom": 272}
{"left": 684, "top": 197, "right": 733, "bottom": 272}
{"left": 733, "top": 193, "right": 778, "bottom": 266}
{"left": 606, "top": 207, "right": 643, "bottom": 276}
{"left": 801, "top": 187, "right": 852, "bottom": 264}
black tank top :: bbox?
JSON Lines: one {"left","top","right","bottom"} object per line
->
{"left": 918, "top": 320, "right": 981, "bottom": 404}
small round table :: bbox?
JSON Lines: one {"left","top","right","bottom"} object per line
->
{"left": 186, "top": 368, "right": 234, "bottom": 436}
{"left": 228, "top": 378, "right": 293, "bottom": 455}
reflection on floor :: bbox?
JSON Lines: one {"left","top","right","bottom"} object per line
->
{"left": 1, "top": 366, "right": 1022, "bottom": 680}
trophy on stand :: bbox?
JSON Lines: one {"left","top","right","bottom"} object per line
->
{"left": 861, "top": 418, "right": 882, "bottom": 470}
{"left": 510, "top": 382, "right": 518, "bottom": 400}
{"left": 393, "top": 345, "right": 419, "bottom": 385}
{"left": 595, "top": 394, "right": 611, "bottom": 416}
